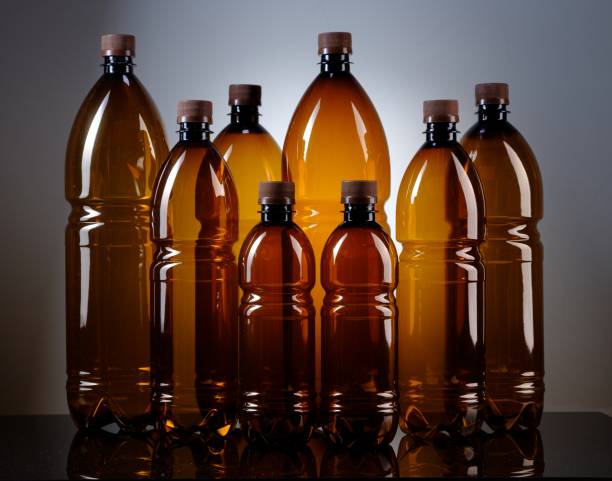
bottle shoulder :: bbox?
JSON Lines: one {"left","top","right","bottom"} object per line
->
{"left": 151, "top": 141, "right": 238, "bottom": 242}
{"left": 461, "top": 119, "right": 543, "bottom": 220}
{"left": 214, "top": 123, "right": 281, "bottom": 162}
{"left": 65, "top": 72, "right": 168, "bottom": 204}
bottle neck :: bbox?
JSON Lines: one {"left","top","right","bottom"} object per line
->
{"left": 261, "top": 204, "right": 293, "bottom": 224}
{"left": 103, "top": 56, "right": 134, "bottom": 74}
{"left": 343, "top": 203, "right": 376, "bottom": 224}
{"left": 320, "top": 53, "right": 351, "bottom": 73}
{"left": 425, "top": 122, "right": 458, "bottom": 143}
{"left": 230, "top": 105, "right": 260, "bottom": 126}
{"left": 179, "top": 122, "right": 212, "bottom": 141}
{"left": 478, "top": 103, "right": 508, "bottom": 121}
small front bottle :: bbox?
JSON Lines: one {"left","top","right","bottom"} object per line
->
{"left": 461, "top": 83, "right": 544, "bottom": 431}
{"left": 396, "top": 100, "right": 486, "bottom": 439}
{"left": 65, "top": 34, "right": 168, "bottom": 431}
{"left": 214, "top": 84, "right": 281, "bottom": 262}
{"left": 150, "top": 100, "right": 238, "bottom": 439}
{"left": 320, "top": 181, "right": 399, "bottom": 446}
{"left": 238, "top": 181, "right": 316, "bottom": 444}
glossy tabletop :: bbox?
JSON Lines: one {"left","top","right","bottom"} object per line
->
{"left": 1, "top": 413, "right": 611, "bottom": 479}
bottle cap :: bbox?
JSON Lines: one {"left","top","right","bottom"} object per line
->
{"left": 475, "top": 83, "right": 509, "bottom": 105}
{"left": 423, "top": 99, "right": 459, "bottom": 123}
{"left": 100, "top": 34, "right": 135, "bottom": 57}
{"left": 318, "top": 32, "right": 352, "bottom": 55}
{"left": 228, "top": 84, "right": 262, "bottom": 106}
{"left": 176, "top": 100, "right": 213, "bottom": 124}
{"left": 341, "top": 180, "right": 377, "bottom": 204}
{"left": 259, "top": 181, "right": 295, "bottom": 205}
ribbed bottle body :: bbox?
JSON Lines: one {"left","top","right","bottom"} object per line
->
{"left": 238, "top": 222, "right": 316, "bottom": 444}
{"left": 282, "top": 71, "right": 391, "bottom": 393}
{"left": 320, "top": 223, "right": 398, "bottom": 446}
{"left": 462, "top": 117, "right": 544, "bottom": 431}
{"left": 396, "top": 141, "right": 486, "bottom": 438}
{"left": 65, "top": 69, "right": 167, "bottom": 431}
{"left": 150, "top": 141, "right": 238, "bottom": 438}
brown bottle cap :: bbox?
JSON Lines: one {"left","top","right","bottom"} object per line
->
{"left": 475, "top": 83, "right": 510, "bottom": 105}
{"left": 100, "top": 34, "right": 135, "bottom": 57}
{"left": 229, "top": 84, "right": 261, "bottom": 106}
{"left": 341, "top": 180, "right": 377, "bottom": 204}
{"left": 318, "top": 32, "right": 352, "bottom": 55}
{"left": 423, "top": 99, "right": 459, "bottom": 123}
{"left": 176, "top": 100, "right": 213, "bottom": 124}
{"left": 258, "top": 181, "right": 295, "bottom": 205}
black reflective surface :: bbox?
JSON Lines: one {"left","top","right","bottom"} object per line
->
{"left": 1, "top": 413, "right": 611, "bottom": 479}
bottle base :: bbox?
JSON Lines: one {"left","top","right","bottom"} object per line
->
{"left": 240, "top": 411, "right": 314, "bottom": 445}
{"left": 321, "top": 411, "right": 398, "bottom": 447}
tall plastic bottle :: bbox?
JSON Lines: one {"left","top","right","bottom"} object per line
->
{"left": 150, "top": 100, "right": 238, "bottom": 438}
{"left": 461, "top": 83, "right": 544, "bottom": 431}
{"left": 320, "top": 181, "right": 398, "bottom": 446}
{"left": 65, "top": 34, "right": 168, "bottom": 431}
{"left": 238, "top": 181, "right": 316, "bottom": 444}
{"left": 396, "top": 100, "right": 486, "bottom": 438}
{"left": 282, "top": 32, "right": 391, "bottom": 393}
{"left": 214, "top": 84, "right": 281, "bottom": 261}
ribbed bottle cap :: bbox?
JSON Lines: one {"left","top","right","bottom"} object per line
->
{"left": 259, "top": 181, "right": 295, "bottom": 205}
{"left": 341, "top": 180, "right": 377, "bottom": 204}
{"left": 100, "top": 34, "right": 135, "bottom": 57}
{"left": 318, "top": 32, "right": 352, "bottom": 55}
{"left": 423, "top": 99, "right": 459, "bottom": 123}
{"left": 228, "top": 84, "right": 261, "bottom": 106}
{"left": 176, "top": 100, "right": 213, "bottom": 124}
{"left": 475, "top": 83, "right": 510, "bottom": 105}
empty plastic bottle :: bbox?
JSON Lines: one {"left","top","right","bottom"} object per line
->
{"left": 320, "top": 180, "right": 398, "bottom": 446}
{"left": 150, "top": 100, "right": 238, "bottom": 439}
{"left": 238, "top": 181, "right": 316, "bottom": 444}
{"left": 396, "top": 100, "right": 486, "bottom": 439}
{"left": 282, "top": 32, "right": 391, "bottom": 394}
{"left": 214, "top": 84, "right": 281, "bottom": 261}
{"left": 65, "top": 34, "right": 168, "bottom": 431}
{"left": 461, "top": 83, "right": 544, "bottom": 431}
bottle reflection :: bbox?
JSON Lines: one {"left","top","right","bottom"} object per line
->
{"left": 397, "top": 434, "right": 481, "bottom": 477}
{"left": 67, "top": 430, "right": 157, "bottom": 479}
{"left": 482, "top": 429, "right": 544, "bottom": 477}
{"left": 320, "top": 443, "right": 398, "bottom": 478}
{"left": 153, "top": 433, "right": 240, "bottom": 479}
{"left": 240, "top": 442, "right": 316, "bottom": 478}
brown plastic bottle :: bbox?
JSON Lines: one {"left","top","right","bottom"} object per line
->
{"left": 214, "top": 84, "right": 282, "bottom": 262}
{"left": 461, "top": 83, "right": 544, "bottom": 431}
{"left": 396, "top": 100, "right": 486, "bottom": 439}
{"left": 282, "top": 32, "right": 391, "bottom": 394}
{"left": 320, "top": 181, "right": 398, "bottom": 446}
{"left": 238, "top": 181, "right": 316, "bottom": 444}
{"left": 150, "top": 101, "right": 238, "bottom": 438}
{"left": 65, "top": 34, "right": 168, "bottom": 431}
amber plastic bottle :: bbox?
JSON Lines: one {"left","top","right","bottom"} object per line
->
{"left": 150, "top": 101, "right": 238, "bottom": 438}
{"left": 214, "top": 84, "right": 281, "bottom": 262}
{"left": 238, "top": 181, "right": 315, "bottom": 444}
{"left": 282, "top": 32, "right": 391, "bottom": 393}
{"left": 320, "top": 180, "right": 398, "bottom": 446}
{"left": 461, "top": 83, "right": 544, "bottom": 431}
{"left": 396, "top": 100, "right": 486, "bottom": 439}
{"left": 65, "top": 34, "right": 168, "bottom": 431}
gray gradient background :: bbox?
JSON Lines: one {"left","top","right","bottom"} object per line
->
{"left": 1, "top": 0, "right": 611, "bottom": 416}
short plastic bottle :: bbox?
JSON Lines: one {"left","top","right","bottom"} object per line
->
{"left": 320, "top": 180, "right": 399, "bottom": 446}
{"left": 238, "top": 181, "right": 316, "bottom": 444}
